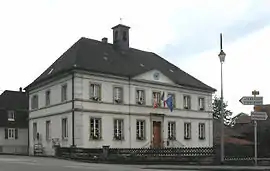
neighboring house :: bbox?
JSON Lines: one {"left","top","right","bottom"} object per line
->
{"left": 0, "top": 88, "right": 28, "bottom": 154}
{"left": 25, "top": 23, "right": 216, "bottom": 156}
{"left": 231, "top": 112, "right": 251, "bottom": 126}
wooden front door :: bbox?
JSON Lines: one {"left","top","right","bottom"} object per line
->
{"left": 152, "top": 121, "right": 162, "bottom": 148}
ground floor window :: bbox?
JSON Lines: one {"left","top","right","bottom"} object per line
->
{"left": 5, "top": 128, "right": 18, "bottom": 139}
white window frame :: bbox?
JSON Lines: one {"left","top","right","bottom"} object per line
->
{"left": 46, "top": 120, "right": 51, "bottom": 141}
{"left": 184, "top": 122, "right": 191, "bottom": 139}
{"left": 168, "top": 121, "right": 176, "bottom": 140}
{"left": 136, "top": 89, "right": 145, "bottom": 105}
{"left": 199, "top": 123, "right": 206, "bottom": 140}
{"left": 61, "top": 84, "right": 67, "bottom": 102}
{"left": 31, "top": 95, "right": 38, "bottom": 110}
{"left": 90, "top": 83, "right": 101, "bottom": 101}
{"left": 8, "top": 128, "right": 15, "bottom": 139}
{"left": 90, "top": 118, "right": 102, "bottom": 140}
{"left": 199, "top": 97, "right": 205, "bottom": 110}
{"left": 152, "top": 91, "right": 161, "bottom": 107}
{"left": 184, "top": 95, "right": 191, "bottom": 109}
{"left": 45, "top": 90, "right": 51, "bottom": 106}
{"left": 62, "top": 118, "right": 68, "bottom": 139}
{"left": 113, "top": 87, "right": 123, "bottom": 103}
{"left": 7, "top": 111, "right": 15, "bottom": 121}
{"left": 114, "top": 119, "right": 124, "bottom": 140}
{"left": 136, "top": 120, "right": 145, "bottom": 140}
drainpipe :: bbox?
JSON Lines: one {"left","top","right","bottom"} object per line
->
{"left": 128, "top": 76, "right": 131, "bottom": 148}
{"left": 72, "top": 72, "right": 75, "bottom": 147}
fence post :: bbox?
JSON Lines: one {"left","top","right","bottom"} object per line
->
{"left": 102, "top": 145, "right": 110, "bottom": 160}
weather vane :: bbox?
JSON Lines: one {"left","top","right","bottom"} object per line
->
{"left": 120, "top": 18, "right": 123, "bottom": 24}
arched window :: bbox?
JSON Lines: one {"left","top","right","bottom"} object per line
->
{"left": 123, "top": 31, "right": 127, "bottom": 41}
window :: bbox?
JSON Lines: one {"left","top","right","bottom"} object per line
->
{"left": 136, "top": 89, "right": 145, "bottom": 105}
{"left": 90, "top": 83, "right": 101, "bottom": 101}
{"left": 46, "top": 120, "right": 51, "bottom": 140}
{"left": 199, "top": 98, "right": 205, "bottom": 110}
{"left": 45, "top": 90, "right": 51, "bottom": 106}
{"left": 167, "top": 93, "right": 176, "bottom": 107}
{"left": 31, "top": 95, "right": 39, "bottom": 109}
{"left": 199, "top": 123, "right": 205, "bottom": 140}
{"left": 152, "top": 92, "right": 161, "bottom": 107}
{"left": 61, "top": 84, "right": 67, "bottom": 102}
{"left": 7, "top": 111, "right": 15, "bottom": 121}
{"left": 33, "top": 122, "right": 37, "bottom": 140}
{"left": 114, "top": 31, "right": 118, "bottom": 40}
{"left": 168, "top": 122, "right": 176, "bottom": 140}
{"left": 113, "top": 87, "right": 123, "bottom": 103}
{"left": 123, "top": 31, "right": 127, "bottom": 41}
{"left": 136, "top": 120, "right": 145, "bottom": 140}
{"left": 184, "top": 122, "right": 191, "bottom": 139}
{"left": 114, "top": 119, "right": 124, "bottom": 140}
{"left": 90, "top": 118, "right": 102, "bottom": 140}
{"left": 62, "top": 118, "right": 68, "bottom": 139}
{"left": 5, "top": 128, "right": 17, "bottom": 139}
{"left": 184, "top": 95, "right": 191, "bottom": 109}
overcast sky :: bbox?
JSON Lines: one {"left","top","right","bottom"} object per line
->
{"left": 1, "top": 0, "right": 270, "bottom": 115}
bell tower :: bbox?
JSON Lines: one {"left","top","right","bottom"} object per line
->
{"left": 112, "top": 24, "right": 130, "bottom": 50}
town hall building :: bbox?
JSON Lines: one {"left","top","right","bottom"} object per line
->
{"left": 25, "top": 23, "right": 216, "bottom": 155}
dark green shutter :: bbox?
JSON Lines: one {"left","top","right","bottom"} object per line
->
{"left": 5, "top": 128, "right": 8, "bottom": 139}
{"left": 15, "top": 128, "right": 18, "bottom": 139}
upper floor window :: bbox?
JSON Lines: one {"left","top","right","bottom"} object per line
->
{"left": 153, "top": 91, "right": 161, "bottom": 107}
{"left": 184, "top": 122, "right": 191, "bottom": 139}
{"left": 31, "top": 95, "right": 38, "bottom": 110}
{"left": 90, "top": 117, "right": 102, "bottom": 140}
{"left": 113, "top": 87, "right": 123, "bottom": 104}
{"left": 7, "top": 111, "right": 15, "bottom": 121}
{"left": 199, "top": 97, "right": 205, "bottom": 110}
{"left": 167, "top": 93, "right": 176, "bottom": 108}
{"left": 45, "top": 90, "right": 51, "bottom": 106}
{"left": 136, "top": 89, "right": 145, "bottom": 105}
{"left": 61, "top": 84, "right": 67, "bottom": 102}
{"left": 136, "top": 120, "right": 146, "bottom": 140}
{"left": 62, "top": 118, "right": 68, "bottom": 139}
{"left": 168, "top": 121, "right": 176, "bottom": 140}
{"left": 199, "top": 123, "right": 206, "bottom": 140}
{"left": 90, "top": 83, "right": 101, "bottom": 101}
{"left": 184, "top": 95, "right": 191, "bottom": 109}
{"left": 114, "top": 119, "right": 124, "bottom": 140}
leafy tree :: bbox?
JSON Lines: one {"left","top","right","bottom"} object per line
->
{"left": 212, "top": 95, "right": 233, "bottom": 125}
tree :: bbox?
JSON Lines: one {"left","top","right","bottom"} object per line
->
{"left": 212, "top": 95, "right": 233, "bottom": 125}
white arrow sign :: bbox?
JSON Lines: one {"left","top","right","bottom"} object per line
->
{"left": 239, "top": 96, "right": 263, "bottom": 105}
{"left": 251, "top": 111, "right": 268, "bottom": 121}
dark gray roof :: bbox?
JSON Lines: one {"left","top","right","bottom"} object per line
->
{"left": 25, "top": 37, "right": 216, "bottom": 92}
{"left": 0, "top": 90, "right": 28, "bottom": 110}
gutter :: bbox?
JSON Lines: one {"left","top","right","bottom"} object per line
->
{"left": 72, "top": 72, "right": 75, "bottom": 147}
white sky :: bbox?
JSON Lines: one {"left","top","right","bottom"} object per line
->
{"left": 0, "top": 0, "right": 269, "bottom": 115}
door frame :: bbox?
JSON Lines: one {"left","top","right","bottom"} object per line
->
{"left": 150, "top": 113, "right": 164, "bottom": 148}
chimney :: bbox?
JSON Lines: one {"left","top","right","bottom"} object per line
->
{"left": 19, "top": 87, "right": 22, "bottom": 92}
{"left": 102, "top": 37, "right": 108, "bottom": 43}
{"left": 111, "top": 24, "right": 130, "bottom": 50}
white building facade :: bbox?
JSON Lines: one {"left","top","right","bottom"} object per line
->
{"left": 26, "top": 24, "right": 215, "bottom": 156}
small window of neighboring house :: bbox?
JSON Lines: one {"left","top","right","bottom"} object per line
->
{"left": 136, "top": 120, "right": 146, "bottom": 140}
{"left": 46, "top": 120, "right": 51, "bottom": 141}
{"left": 7, "top": 111, "right": 15, "bottom": 121}
{"left": 123, "top": 31, "right": 127, "bottom": 41}
{"left": 199, "top": 98, "right": 205, "bottom": 111}
{"left": 184, "top": 95, "right": 191, "bottom": 109}
{"left": 33, "top": 122, "right": 37, "bottom": 140}
{"left": 114, "top": 119, "right": 124, "bottom": 140}
{"left": 90, "top": 83, "right": 101, "bottom": 101}
{"left": 31, "top": 95, "right": 39, "bottom": 110}
{"left": 90, "top": 118, "right": 102, "bottom": 140}
{"left": 61, "top": 84, "right": 67, "bottom": 102}
{"left": 5, "top": 128, "right": 18, "bottom": 140}
{"left": 45, "top": 90, "right": 51, "bottom": 106}
{"left": 62, "top": 118, "right": 68, "bottom": 139}
{"left": 199, "top": 123, "right": 206, "bottom": 140}
{"left": 184, "top": 122, "right": 191, "bottom": 139}
{"left": 136, "top": 89, "right": 145, "bottom": 105}
{"left": 113, "top": 87, "right": 123, "bottom": 104}
{"left": 152, "top": 92, "right": 161, "bottom": 107}
{"left": 168, "top": 121, "right": 176, "bottom": 140}
{"left": 167, "top": 93, "right": 176, "bottom": 108}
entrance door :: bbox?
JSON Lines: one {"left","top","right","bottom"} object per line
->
{"left": 152, "top": 121, "right": 162, "bottom": 148}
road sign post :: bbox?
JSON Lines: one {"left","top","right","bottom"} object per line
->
{"left": 252, "top": 90, "right": 259, "bottom": 166}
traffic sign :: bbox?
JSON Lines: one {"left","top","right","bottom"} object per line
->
{"left": 239, "top": 96, "right": 263, "bottom": 105}
{"left": 251, "top": 111, "right": 268, "bottom": 121}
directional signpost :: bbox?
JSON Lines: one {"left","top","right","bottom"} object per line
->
{"left": 239, "top": 90, "right": 267, "bottom": 166}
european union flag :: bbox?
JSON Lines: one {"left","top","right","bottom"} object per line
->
{"left": 166, "top": 95, "right": 173, "bottom": 112}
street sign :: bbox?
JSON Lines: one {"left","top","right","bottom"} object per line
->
{"left": 239, "top": 96, "right": 263, "bottom": 105}
{"left": 251, "top": 111, "right": 268, "bottom": 121}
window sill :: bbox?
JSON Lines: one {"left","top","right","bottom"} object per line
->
{"left": 8, "top": 119, "right": 15, "bottom": 122}
{"left": 62, "top": 138, "right": 68, "bottom": 141}
{"left": 89, "top": 138, "right": 103, "bottom": 141}
{"left": 113, "top": 138, "right": 125, "bottom": 141}
{"left": 184, "top": 137, "right": 191, "bottom": 140}
{"left": 199, "top": 137, "right": 205, "bottom": 140}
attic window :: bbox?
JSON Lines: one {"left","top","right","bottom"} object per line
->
{"left": 48, "top": 68, "right": 54, "bottom": 75}
{"left": 140, "top": 64, "right": 144, "bottom": 67}
{"left": 103, "top": 57, "right": 108, "bottom": 60}
{"left": 169, "top": 69, "right": 174, "bottom": 73}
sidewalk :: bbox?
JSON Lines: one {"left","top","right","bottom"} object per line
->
{"left": 142, "top": 165, "right": 270, "bottom": 170}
